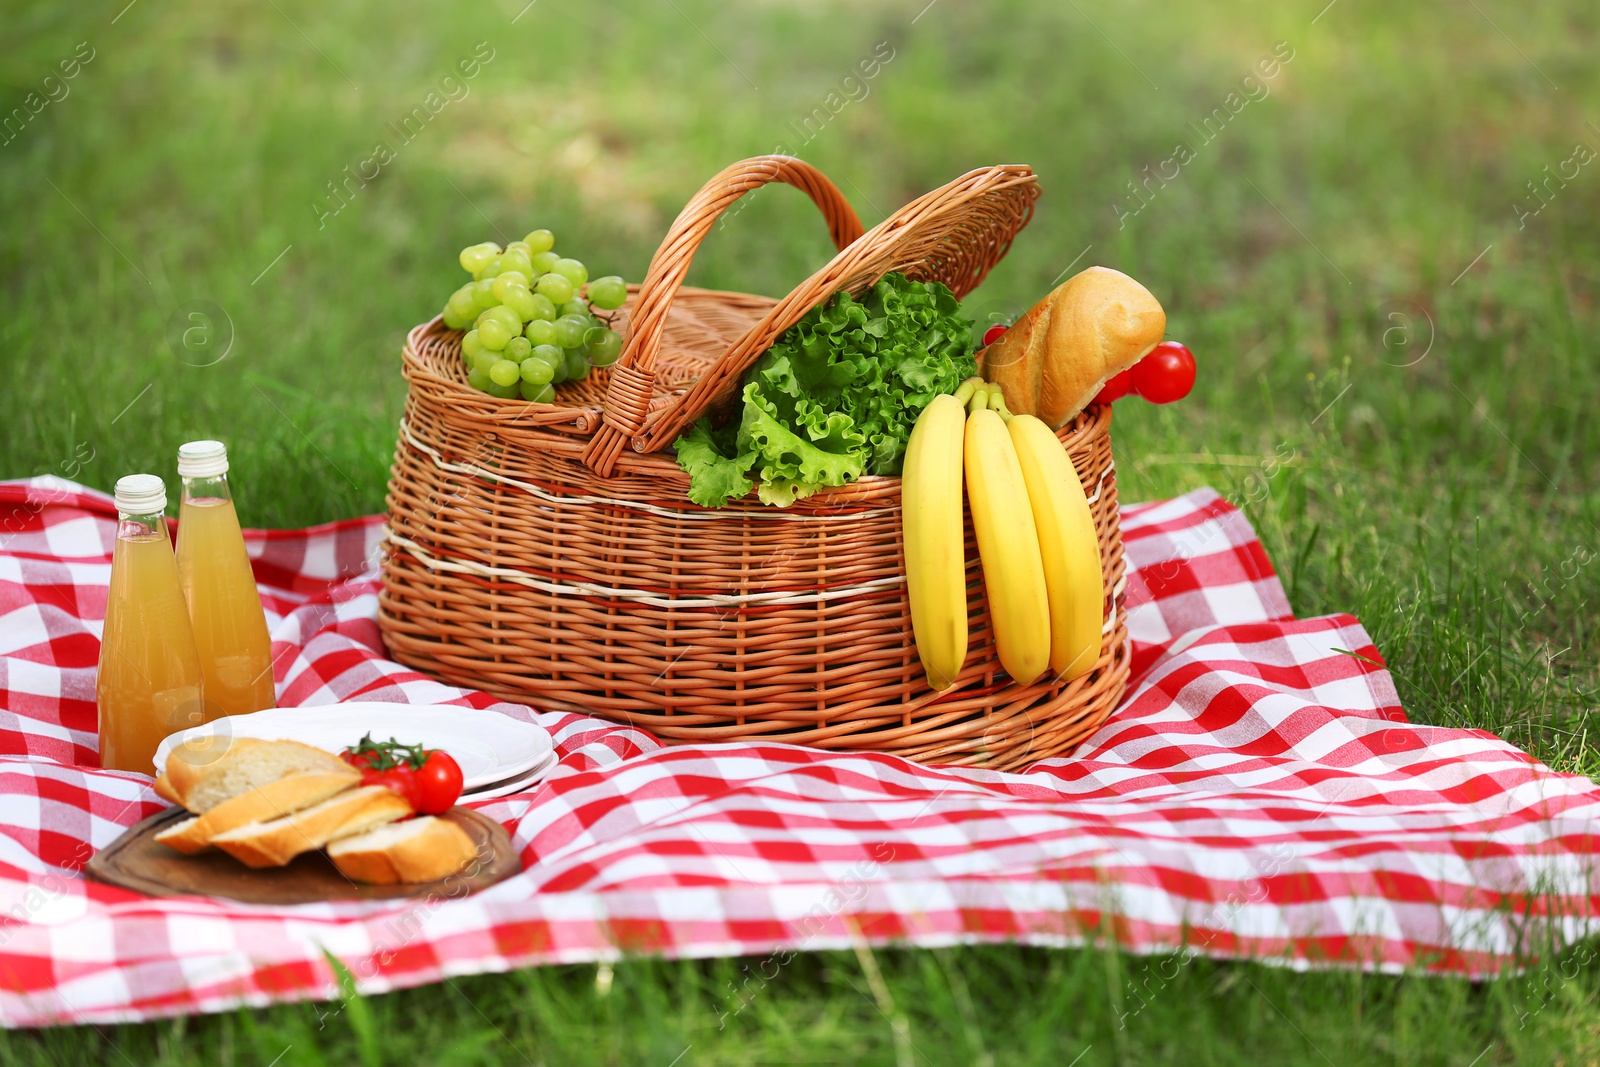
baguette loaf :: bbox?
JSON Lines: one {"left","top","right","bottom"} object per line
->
{"left": 210, "top": 785, "right": 411, "bottom": 869}
{"left": 327, "top": 815, "right": 479, "bottom": 885}
{"left": 164, "top": 737, "right": 356, "bottom": 813}
{"left": 980, "top": 266, "right": 1166, "bottom": 428}
{"left": 154, "top": 770, "right": 360, "bottom": 855}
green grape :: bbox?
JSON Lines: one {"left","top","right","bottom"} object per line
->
{"left": 564, "top": 348, "right": 591, "bottom": 380}
{"left": 478, "top": 318, "right": 513, "bottom": 350}
{"left": 554, "top": 315, "right": 589, "bottom": 348}
{"left": 486, "top": 379, "right": 519, "bottom": 399}
{"left": 537, "top": 272, "right": 575, "bottom": 305}
{"left": 462, "top": 329, "right": 484, "bottom": 357}
{"left": 553, "top": 258, "right": 588, "bottom": 286}
{"left": 478, "top": 257, "right": 504, "bottom": 280}
{"left": 447, "top": 286, "right": 479, "bottom": 318}
{"left": 482, "top": 305, "right": 522, "bottom": 331}
{"left": 504, "top": 335, "right": 532, "bottom": 361}
{"left": 491, "top": 272, "right": 531, "bottom": 301}
{"left": 473, "top": 349, "right": 501, "bottom": 374}
{"left": 559, "top": 297, "right": 589, "bottom": 318}
{"left": 525, "top": 319, "right": 560, "bottom": 347}
{"left": 587, "top": 329, "right": 623, "bottom": 367}
{"left": 470, "top": 279, "right": 497, "bottom": 309}
{"left": 505, "top": 241, "right": 532, "bottom": 259}
{"left": 530, "top": 250, "right": 560, "bottom": 274}
{"left": 531, "top": 343, "right": 564, "bottom": 366}
{"left": 441, "top": 306, "right": 468, "bottom": 331}
{"left": 519, "top": 357, "right": 556, "bottom": 385}
{"left": 523, "top": 229, "right": 554, "bottom": 254}
{"left": 488, "top": 359, "right": 522, "bottom": 387}
{"left": 563, "top": 315, "right": 601, "bottom": 348}
{"left": 466, "top": 366, "right": 492, "bottom": 392}
{"left": 549, "top": 357, "right": 568, "bottom": 384}
{"left": 527, "top": 293, "right": 558, "bottom": 322}
{"left": 501, "top": 286, "right": 538, "bottom": 322}
{"left": 459, "top": 242, "right": 501, "bottom": 274}
{"left": 519, "top": 380, "right": 557, "bottom": 403}
{"left": 499, "top": 249, "right": 534, "bottom": 277}
{"left": 587, "top": 276, "right": 627, "bottom": 310}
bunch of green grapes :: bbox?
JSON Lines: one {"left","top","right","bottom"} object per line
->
{"left": 439, "top": 229, "right": 629, "bottom": 402}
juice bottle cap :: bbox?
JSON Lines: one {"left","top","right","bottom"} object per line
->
{"left": 114, "top": 474, "right": 166, "bottom": 515}
{"left": 177, "top": 440, "right": 229, "bottom": 478}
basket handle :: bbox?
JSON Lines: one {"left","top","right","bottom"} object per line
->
{"left": 581, "top": 155, "right": 864, "bottom": 475}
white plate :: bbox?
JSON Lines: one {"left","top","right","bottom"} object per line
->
{"left": 154, "top": 702, "right": 553, "bottom": 790}
{"left": 462, "top": 752, "right": 559, "bottom": 801}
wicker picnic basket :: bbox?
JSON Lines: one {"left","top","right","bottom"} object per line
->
{"left": 378, "top": 156, "right": 1130, "bottom": 771}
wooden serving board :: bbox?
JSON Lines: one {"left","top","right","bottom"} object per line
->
{"left": 86, "top": 806, "right": 519, "bottom": 904}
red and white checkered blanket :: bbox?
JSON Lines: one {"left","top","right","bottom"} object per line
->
{"left": 1, "top": 476, "right": 1595, "bottom": 1027}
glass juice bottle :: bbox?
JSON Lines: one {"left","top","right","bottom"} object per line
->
{"left": 97, "top": 475, "right": 206, "bottom": 772}
{"left": 175, "top": 440, "right": 277, "bottom": 718}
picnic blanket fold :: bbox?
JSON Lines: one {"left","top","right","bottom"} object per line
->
{"left": 1, "top": 476, "right": 1596, "bottom": 1027}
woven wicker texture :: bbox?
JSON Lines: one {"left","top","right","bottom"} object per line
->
{"left": 379, "top": 157, "right": 1129, "bottom": 770}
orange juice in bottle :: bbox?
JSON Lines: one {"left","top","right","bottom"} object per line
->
{"left": 97, "top": 475, "right": 207, "bottom": 772}
{"left": 175, "top": 440, "right": 276, "bottom": 718}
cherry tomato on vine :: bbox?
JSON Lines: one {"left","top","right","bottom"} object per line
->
{"left": 982, "top": 323, "right": 1008, "bottom": 346}
{"left": 340, "top": 734, "right": 464, "bottom": 813}
{"left": 1093, "top": 369, "right": 1133, "bottom": 405}
{"left": 1130, "top": 341, "right": 1196, "bottom": 404}
{"left": 412, "top": 751, "right": 465, "bottom": 815}
{"left": 366, "top": 764, "right": 419, "bottom": 805}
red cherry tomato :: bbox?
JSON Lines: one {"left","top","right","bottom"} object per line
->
{"left": 362, "top": 764, "right": 418, "bottom": 808}
{"left": 982, "top": 323, "right": 1008, "bottom": 346}
{"left": 1130, "top": 341, "right": 1196, "bottom": 404}
{"left": 341, "top": 734, "right": 461, "bottom": 813}
{"left": 1093, "top": 369, "right": 1133, "bottom": 405}
{"left": 412, "top": 751, "right": 465, "bottom": 815}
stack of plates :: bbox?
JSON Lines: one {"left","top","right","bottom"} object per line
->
{"left": 154, "top": 703, "right": 557, "bottom": 802}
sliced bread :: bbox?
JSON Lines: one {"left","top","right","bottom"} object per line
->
{"left": 165, "top": 737, "right": 356, "bottom": 813}
{"left": 327, "top": 816, "right": 479, "bottom": 885}
{"left": 210, "top": 785, "right": 411, "bottom": 869}
{"left": 154, "top": 770, "right": 361, "bottom": 855}
{"left": 152, "top": 772, "right": 180, "bottom": 806}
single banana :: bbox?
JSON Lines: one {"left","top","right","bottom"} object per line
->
{"left": 1008, "top": 414, "right": 1103, "bottom": 681}
{"left": 901, "top": 393, "right": 969, "bottom": 690}
{"left": 963, "top": 405, "right": 1051, "bottom": 685}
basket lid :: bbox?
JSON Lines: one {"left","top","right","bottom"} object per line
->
{"left": 583, "top": 157, "right": 1040, "bottom": 474}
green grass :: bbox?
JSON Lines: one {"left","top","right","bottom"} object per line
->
{"left": 6, "top": 945, "right": 1600, "bottom": 1066}
{"left": 3, "top": 0, "right": 1599, "bottom": 1061}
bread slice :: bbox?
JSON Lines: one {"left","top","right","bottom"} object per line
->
{"left": 327, "top": 816, "right": 479, "bottom": 885}
{"left": 210, "top": 786, "right": 411, "bottom": 869}
{"left": 154, "top": 771, "right": 361, "bottom": 855}
{"left": 153, "top": 772, "right": 181, "bottom": 806}
{"left": 164, "top": 737, "right": 356, "bottom": 813}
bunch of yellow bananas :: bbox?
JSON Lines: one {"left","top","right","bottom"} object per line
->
{"left": 902, "top": 378, "right": 1103, "bottom": 690}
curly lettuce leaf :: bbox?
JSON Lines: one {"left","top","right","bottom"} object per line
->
{"left": 674, "top": 420, "right": 753, "bottom": 509}
{"left": 674, "top": 273, "right": 975, "bottom": 507}
{"left": 740, "top": 384, "right": 866, "bottom": 506}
